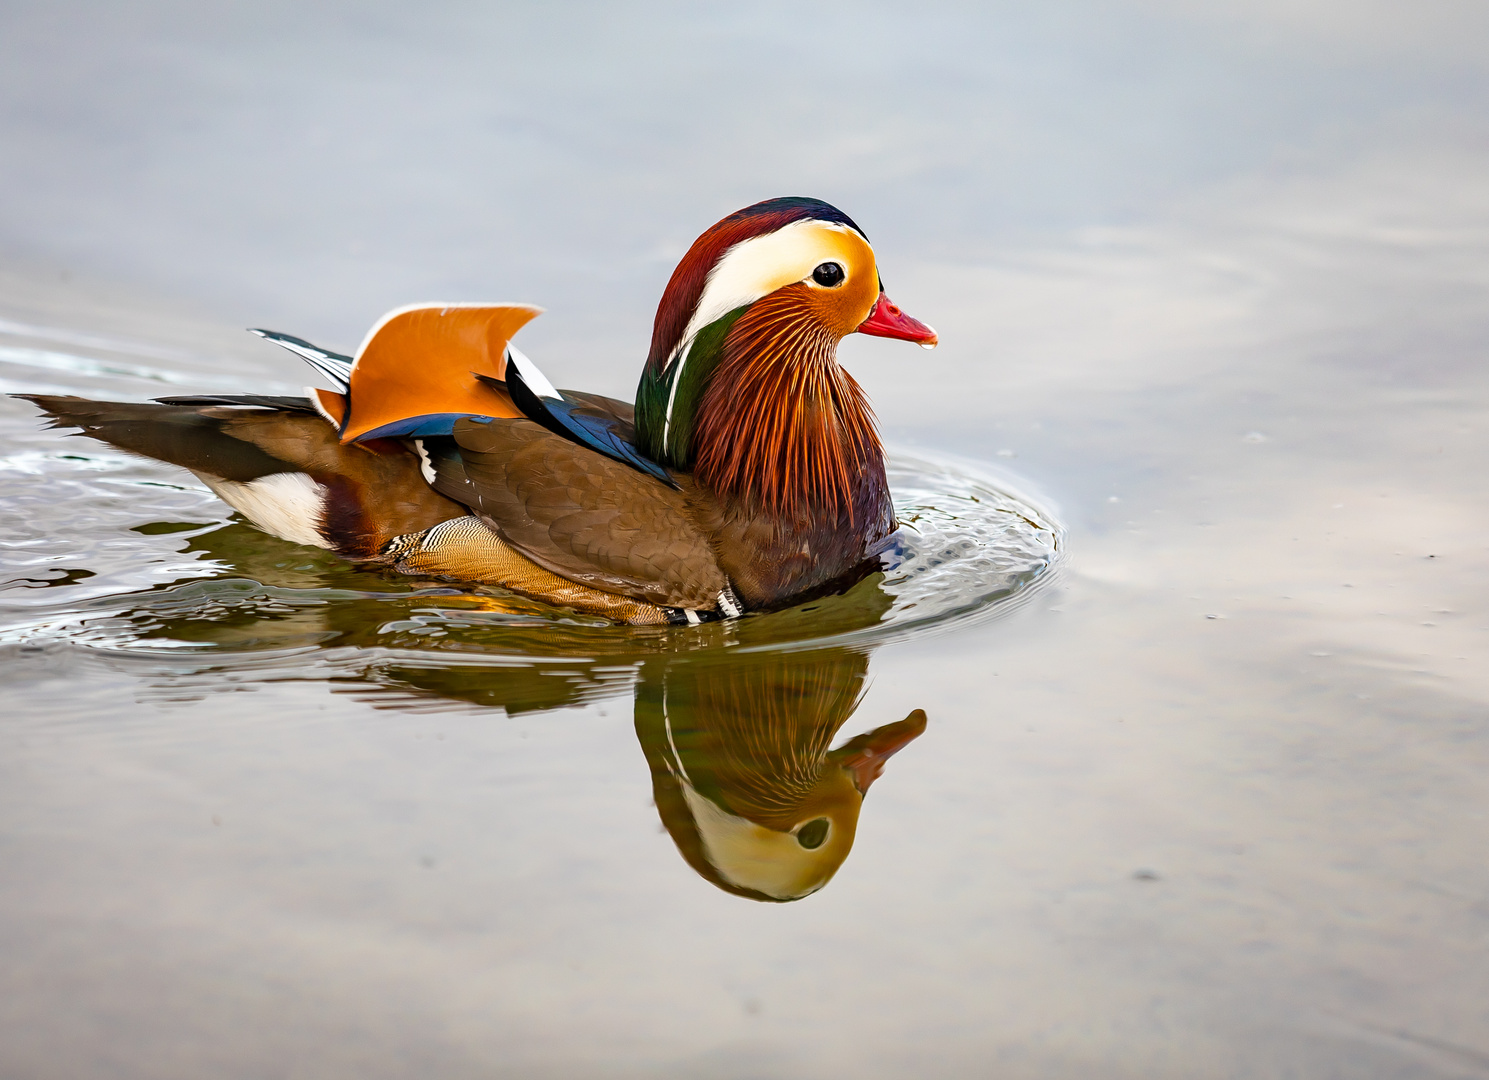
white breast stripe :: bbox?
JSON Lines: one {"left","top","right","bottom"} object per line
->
{"left": 660, "top": 337, "right": 693, "bottom": 446}
{"left": 413, "top": 439, "right": 438, "bottom": 485}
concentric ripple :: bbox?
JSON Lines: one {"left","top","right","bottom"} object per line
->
{"left": 0, "top": 447, "right": 1060, "bottom": 659}
{"left": 1, "top": 329, "right": 1062, "bottom": 708}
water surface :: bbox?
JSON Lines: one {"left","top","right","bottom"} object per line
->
{"left": 2, "top": 4, "right": 1488, "bottom": 1077}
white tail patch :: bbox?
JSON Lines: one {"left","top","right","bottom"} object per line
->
{"left": 197, "top": 471, "right": 331, "bottom": 549}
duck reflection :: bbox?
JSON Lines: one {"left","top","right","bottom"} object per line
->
{"left": 122, "top": 518, "right": 927, "bottom": 900}
{"left": 636, "top": 648, "right": 925, "bottom": 902}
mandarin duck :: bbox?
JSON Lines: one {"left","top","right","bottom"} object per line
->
{"left": 20, "top": 197, "right": 936, "bottom": 624}
{"left": 635, "top": 647, "right": 926, "bottom": 901}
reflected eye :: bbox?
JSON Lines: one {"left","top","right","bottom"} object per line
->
{"left": 812, "top": 262, "right": 845, "bottom": 288}
{"left": 796, "top": 818, "right": 830, "bottom": 849}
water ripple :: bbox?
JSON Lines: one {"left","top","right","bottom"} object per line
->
{"left": 0, "top": 444, "right": 1061, "bottom": 667}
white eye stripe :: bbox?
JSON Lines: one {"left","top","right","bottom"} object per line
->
{"left": 413, "top": 438, "right": 438, "bottom": 485}
{"left": 670, "top": 221, "right": 862, "bottom": 371}
{"left": 661, "top": 221, "right": 866, "bottom": 443}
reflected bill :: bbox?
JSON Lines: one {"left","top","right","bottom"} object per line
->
{"left": 635, "top": 647, "right": 925, "bottom": 902}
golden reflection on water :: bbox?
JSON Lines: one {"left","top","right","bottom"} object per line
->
{"left": 636, "top": 648, "right": 925, "bottom": 902}
{"left": 4, "top": 5, "right": 1489, "bottom": 1068}
{"left": 388, "top": 638, "right": 928, "bottom": 903}
{"left": 366, "top": 566, "right": 929, "bottom": 902}
{"left": 65, "top": 519, "right": 935, "bottom": 901}
{"left": 0, "top": 423, "right": 1041, "bottom": 904}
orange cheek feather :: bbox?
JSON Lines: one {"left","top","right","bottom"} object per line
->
{"left": 805, "top": 229, "right": 879, "bottom": 337}
{"left": 812, "top": 268, "right": 880, "bottom": 337}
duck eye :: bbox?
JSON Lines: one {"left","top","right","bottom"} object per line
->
{"left": 796, "top": 818, "right": 830, "bottom": 849}
{"left": 812, "top": 262, "right": 845, "bottom": 288}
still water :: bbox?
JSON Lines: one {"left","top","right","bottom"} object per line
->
{"left": 2, "top": 3, "right": 1488, "bottom": 1077}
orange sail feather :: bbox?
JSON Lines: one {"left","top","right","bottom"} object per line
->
{"left": 336, "top": 303, "right": 541, "bottom": 443}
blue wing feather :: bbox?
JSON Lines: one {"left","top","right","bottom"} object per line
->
{"left": 498, "top": 360, "right": 679, "bottom": 488}
{"left": 354, "top": 413, "right": 492, "bottom": 440}
{"left": 546, "top": 399, "right": 678, "bottom": 486}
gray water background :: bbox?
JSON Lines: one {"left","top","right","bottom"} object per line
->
{"left": 1, "top": 2, "right": 1488, "bottom": 1076}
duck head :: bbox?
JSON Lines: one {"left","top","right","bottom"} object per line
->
{"left": 666, "top": 709, "right": 927, "bottom": 902}
{"left": 634, "top": 197, "right": 935, "bottom": 519}
{"left": 635, "top": 647, "right": 927, "bottom": 902}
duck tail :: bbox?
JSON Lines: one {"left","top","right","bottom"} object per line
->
{"left": 17, "top": 394, "right": 303, "bottom": 482}
{"left": 13, "top": 394, "right": 463, "bottom": 556}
